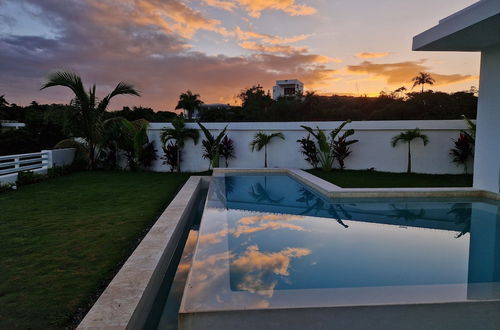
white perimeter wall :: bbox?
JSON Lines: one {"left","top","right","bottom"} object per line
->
{"left": 147, "top": 120, "right": 472, "bottom": 174}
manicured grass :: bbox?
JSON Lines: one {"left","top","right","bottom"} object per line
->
{"left": 307, "top": 169, "right": 473, "bottom": 188}
{"left": 0, "top": 171, "right": 190, "bottom": 329}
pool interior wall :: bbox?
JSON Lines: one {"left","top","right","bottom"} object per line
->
{"left": 179, "top": 172, "right": 500, "bottom": 330}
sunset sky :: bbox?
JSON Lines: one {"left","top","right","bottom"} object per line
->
{"left": 0, "top": 0, "right": 480, "bottom": 110}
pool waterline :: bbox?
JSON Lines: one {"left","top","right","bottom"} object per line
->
{"left": 180, "top": 172, "right": 500, "bottom": 315}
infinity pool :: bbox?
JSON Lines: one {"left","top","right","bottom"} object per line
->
{"left": 180, "top": 173, "right": 500, "bottom": 326}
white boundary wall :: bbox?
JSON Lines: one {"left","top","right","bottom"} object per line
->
{"left": 148, "top": 120, "right": 473, "bottom": 174}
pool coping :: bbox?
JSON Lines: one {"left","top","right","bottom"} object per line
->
{"left": 212, "top": 168, "right": 500, "bottom": 201}
{"left": 77, "top": 176, "right": 208, "bottom": 330}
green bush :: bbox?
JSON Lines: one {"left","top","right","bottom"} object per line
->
{"left": 16, "top": 166, "right": 73, "bottom": 187}
{"left": 16, "top": 171, "right": 47, "bottom": 186}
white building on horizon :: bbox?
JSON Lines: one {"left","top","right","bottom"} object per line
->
{"left": 272, "top": 79, "right": 304, "bottom": 100}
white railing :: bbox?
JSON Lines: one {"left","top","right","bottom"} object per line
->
{"left": 0, "top": 148, "right": 76, "bottom": 185}
{"left": 0, "top": 151, "right": 49, "bottom": 176}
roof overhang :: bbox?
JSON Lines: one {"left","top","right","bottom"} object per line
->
{"left": 413, "top": 0, "right": 500, "bottom": 51}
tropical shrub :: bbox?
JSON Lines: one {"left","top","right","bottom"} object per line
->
{"left": 391, "top": 128, "right": 429, "bottom": 173}
{"left": 161, "top": 117, "right": 199, "bottom": 172}
{"left": 301, "top": 120, "right": 352, "bottom": 171}
{"left": 297, "top": 135, "right": 319, "bottom": 168}
{"left": 198, "top": 122, "right": 228, "bottom": 169}
{"left": 220, "top": 136, "right": 235, "bottom": 167}
{"left": 250, "top": 132, "right": 285, "bottom": 168}
{"left": 450, "top": 133, "right": 473, "bottom": 173}
{"left": 162, "top": 142, "right": 180, "bottom": 172}
{"left": 332, "top": 129, "right": 358, "bottom": 170}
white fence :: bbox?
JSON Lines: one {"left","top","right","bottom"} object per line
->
{"left": 0, "top": 148, "right": 75, "bottom": 184}
{"left": 148, "top": 120, "right": 473, "bottom": 174}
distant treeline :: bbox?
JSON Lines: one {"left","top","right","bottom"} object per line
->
{"left": 0, "top": 89, "right": 477, "bottom": 155}
{"left": 198, "top": 87, "right": 477, "bottom": 122}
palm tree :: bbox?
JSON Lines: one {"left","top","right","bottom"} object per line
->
{"left": 175, "top": 90, "right": 203, "bottom": 119}
{"left": 161, "top": 117, "right": 199, "bottom": 172}
{"left": 0, "top": 95, "right": 9, "bottom": 108}
{"left": 41, "top": 71, "right": 140, "bottom": 169}
{"left": 391, "top": 128, "right": 429, "bottom": 173}
{"left": 411, "top": 72, "right": 435, "bottom": 93}
{"left": 250, "top": 132, "right": 284, "bottom": 168}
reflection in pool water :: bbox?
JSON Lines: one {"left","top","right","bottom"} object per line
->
{"left": 182, "top": 174, "right": 500, "bottom": 312}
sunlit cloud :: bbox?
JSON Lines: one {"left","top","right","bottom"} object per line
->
{"left": 201, "top": 0, "right": 237, "bottom": 11}
{"left": 235, "top": 27, "right": 310, "bottom": 44}
{"left": 231, "top": 245, "right": 311, "bottom": 295}
{"left": 238, "top": 214, "right": 304, "bottom": 225}
{"left": 206, "top": 0, "right": 317, "bottom": 18}
{"left": 233, "top": 221, "right": 307, "bottom": 237}
{"left": 356, "top": 52, "right": 390, "bottom": 59}
{"left": 239, "top": 41, "right": 307, "bottom": 54}
{"left": 347, "top": 60, "right": 475, "bottom": 86}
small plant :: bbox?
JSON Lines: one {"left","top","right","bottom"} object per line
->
{"left": 250, "top": 132, "right": 285, "bottom": 168}
{"left": 332, "top": 130, "right": 358, "bottom": 170}
{"left": 450, "top": 133, "right": 473, "bottom": 173}
{"left": 16, "top": 171, "right": 46, "bottom": 186}
{"left": 198, "top": 122, "right": 228, "bottom": 169}
{"left": 391, "top": 128, "right": 429, "bottom": 173}
{"left": 161, "top": 142, "right": 179, "bottom": 172}
{"left": 160, "top": 117, "right": 199, "bottom": 172}
{"left": 297, "top": 135, "right": 319, "bottom": 168}
{"left": 0, "top": 182, "right": 15, "bottom": 193}
{"left": 460, "top": 114, "right": 476, "bottom": 150}
{"left": 301, "top": 120, "right": 352, "bottom": 171}
{"left": 220, "top": 136, "right": 235, "bottom": 167}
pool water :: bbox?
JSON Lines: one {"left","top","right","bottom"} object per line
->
{"left": 181, "top": 173, "right": 500, "bottom": 312}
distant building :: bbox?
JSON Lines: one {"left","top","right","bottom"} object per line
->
{"left": 272, "top": 79, "right": 304, "bottom": 100}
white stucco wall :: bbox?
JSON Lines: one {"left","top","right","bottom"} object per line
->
{"left": 148, "top": 120, "right": 472, "bottom": 174}
{"left": 473, "top": 45, "right": 500, "bottom": 193}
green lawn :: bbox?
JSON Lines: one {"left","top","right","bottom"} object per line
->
{"left": 0, "top": 171, "right": 190, "bottom": 329}
{"left": 307, "top": 169, "right": 473, "bottom": 188}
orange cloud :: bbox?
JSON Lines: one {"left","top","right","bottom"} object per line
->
{"left": 356, "top": 52, "right": 390, "bottom": 59}
{"left": 235, "top": 0, "right": 317, "bottom": 18}
{"left": 231, "top": 245, "right": 311, "bottom": 295}
{"left": 235, "top": 27, "right": 310, "bottom": 44}
{"left": 347, "top": 60, "right": 475, "bottom": 86}
{"left": 239, "top": 41, "right": 307, "bottom": 54}
{"left": 238, "top": 214, "right": 304, "bottom": 225}
{"left": 233, "top": 222, "right": 307, "bottom": 237}
{"left": 201, "top": 0, "right": 237, "bottom": 11}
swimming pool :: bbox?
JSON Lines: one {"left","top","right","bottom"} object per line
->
{"left": 179, "top": 173, "right": 500, "bottom": 329}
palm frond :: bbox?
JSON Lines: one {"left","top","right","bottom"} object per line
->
{"left": 98, "top": 82, "right": 140, "bottom": 112}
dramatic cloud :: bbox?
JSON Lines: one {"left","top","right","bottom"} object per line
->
{"left": 356, "top": 52, "right": 390, "bottom": 59}
{"left": 239, "top": 41, "right": 308, "bottom": 54}
{"left": 0, "top": 0, "right": 336, "bottom": 109}
{"left": 347, "top": 60, "right": 475, "bottom": 86}
{"left": 203, "top": 0, "right": 317, "bottom": 18}
{"left": 235, "top": 27, "right": 310, "bottom": 45}
{"left": 231, "top": 245, "right": 311, "bottom": 295}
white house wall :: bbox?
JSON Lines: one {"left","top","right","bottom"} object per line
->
{"left": 148, "top": 120, "right": 473, "bottom": 174}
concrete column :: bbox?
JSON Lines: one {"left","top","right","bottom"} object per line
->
{"left": 473, "top": 45, "right": 500, "bottom": 193}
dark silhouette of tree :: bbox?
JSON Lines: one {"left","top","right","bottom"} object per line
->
{"left": 0, "top": 95, "right": 8, "bottom": 108}
{"left": 412, "top": 72, "right": 435, "bottom": 93}
{"left": 175, "top": 90, "right": 203, "bottom": 119}
{"left": 450, "top": 133, "right": 473, "bottom": 173}
{"left": 391, "top": 128, "right": 429, "bottom": 173}
{"left": 41, "top": 70, "right": 140, "bottom": 169}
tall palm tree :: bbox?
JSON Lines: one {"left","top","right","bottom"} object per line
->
{"left": 161, "top": 117, "right": 199, "bottom": 172}
{"left": 391, "top": 128, "right": 429, "bottom": 173}
{"left": 41, "top": 71, "right": 140, "bottom": 169}
{"left": 411, "top": 72, "right": 435, "bottom": 93}
{"left": 0, "top": 95, "right": 9, "bottom": 108}
{"left": 175, "top": 90, "right": 203, "bottom": 119}
{"left": 250, "top": 132, "right": 285, "bottom": 168}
